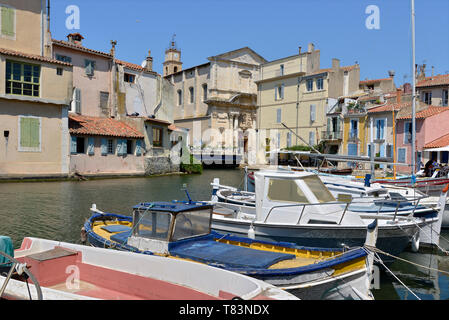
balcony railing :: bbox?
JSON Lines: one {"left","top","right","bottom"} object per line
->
{"left": 322, "top": 131, "right": 343, "bottom": 140}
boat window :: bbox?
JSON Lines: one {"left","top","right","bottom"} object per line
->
{"left": 134, "top": 210, "right": 172, "bottom": 241}
{"left": 267, "top": 178, "right": 309, "bottom": 203}
{"left": 302, "top": 175, "right": 336, "bottom": 203}
{"left": 172, "top": 209, "right": 211, "bottom": 241}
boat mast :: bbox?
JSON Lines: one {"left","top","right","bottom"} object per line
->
{"left": 411, "top": 0, "right": 416, "bottom": 180}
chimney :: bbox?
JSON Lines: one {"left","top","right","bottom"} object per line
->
{"left": 388, "top": 70, "right": 395, "bottom": 78}
{"left": 396, "top": 88, "right": 402, "bottom": 103}
{"left": 308, "top": 43, "right": 315, "bottom": 53}
{"left": 67, "top": 33, "right": 84, "bottom": 45}
{"left": 298, "top": 46, "right": 302, "bottom": 55}
{"left": 145, "top": 49, "right": 153, "bottom": 72}
{"left": 110, "top": 40, "right": 117, "bottom": 58}
{"left": 332, "top": 58, "right": 340, "bottom": 71}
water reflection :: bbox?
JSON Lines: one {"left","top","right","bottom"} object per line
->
{"left": 0, "top": 168, "right": 448, "bottom": 300}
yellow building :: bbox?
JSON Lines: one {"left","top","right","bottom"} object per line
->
{"left": 0, "top": 0, "right": 73, "bottom": 178}
{"left": 257, "top": 44, "right": 360, "bottom": 152}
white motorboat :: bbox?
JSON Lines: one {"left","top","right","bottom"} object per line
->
{"left": 210, "top": 170, "right": 447, "bottom": 263}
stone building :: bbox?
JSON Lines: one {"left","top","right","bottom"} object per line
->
{"left": 0, "top": 0, "right": 73, "bottom": 179}
{"left": 165, "top": 42, "right": 266, "bottom": 164}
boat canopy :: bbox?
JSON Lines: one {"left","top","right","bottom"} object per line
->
{"left": 131, "top": 202, "right": 213, "bottom": 243}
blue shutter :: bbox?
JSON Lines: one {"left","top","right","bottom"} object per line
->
{"left": 398, "top": 148, "right": 406, "bottom": 163}
{"left": 116, "top": 139, "right": 122, "bottom": 155}
{"left": 348, "top": 143, "right": 358, "bottom": 156}
{"left": 87, "top": 137, "right": 95, "bottom": 155}
{"left": 101, "top": 139, "right": 107, "bottom": 156}
{"left": 70, "top": 136, "right": 77, "bottom": 154}
{"left": 136, "top": 140, "right": 142, "bottom": 156}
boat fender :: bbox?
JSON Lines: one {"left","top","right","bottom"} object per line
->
{"left": 411, "top": 231, "right": 420, "bottom": 253}
{"left": 247, "top": 223, "right": 255, "bottom": 240}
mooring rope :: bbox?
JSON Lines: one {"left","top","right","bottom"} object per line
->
{"left": 412, "top": 222, "right": 449, "bottom": 255}
{"left": 371, "top": 250, "right": 422, "bottom": 300}
{"left": 364, "top": 245, "right": 449, "bottom": 277}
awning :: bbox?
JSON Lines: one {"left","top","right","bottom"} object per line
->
{"left": 424, "top": 146, "right": 449, "bottom": 152}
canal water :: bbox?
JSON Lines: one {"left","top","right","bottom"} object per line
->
{"left": 0, "top": 168, "right": 448, "bottom": 300}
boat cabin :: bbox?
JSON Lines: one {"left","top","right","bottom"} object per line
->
{"left": 253, "top": 171, "right": 365, "bottom": 225}
{"left": 126, "top": 202, "right": 213, "bottom": 255}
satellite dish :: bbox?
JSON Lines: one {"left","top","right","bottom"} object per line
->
{"left": 141, "top": 60, "right": 147, "bottom": 68}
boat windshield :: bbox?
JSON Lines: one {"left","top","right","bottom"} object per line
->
{"left": 267, "top": 178, "right": 309, "bottom": 203}
{"left": 133, "top": 210, "right": 172, "bottom": 241}
{"left": 301, "top": 175, "right": 336, "bottom": 203}
{"left": 266, "top": 175, "right": 336, "bottom": 204}
{"left": 172, "top": 209, "right": 211, "bottom": 241}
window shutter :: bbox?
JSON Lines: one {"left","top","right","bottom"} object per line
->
{"left": 29, "top": 118, "right": 40, "bottom": 148}
{"left": 1, "top": 7, "right": 15, "bottom": 37}
{"left": 275, "top": 86, "right": 278, "bottom": 100}
{"left": 276, "top": 108, "right": 281, "bottom": 123}
{"left": 116, "top": 139, "right": 122, "bottom": 155}
{"left": 71, "top": 136, "right": 77, "bottom": 154}
{"left": 87, "top": 137, "right": 95, "bottom": 155}
{"left": 327, "top": 118, "right": 331, "bottom": 134}
{"left": 310, "top": 105, "right": 316, "bottom": 122}
{"left": 287, "top": 132, "right": 291, "bottom": 148}
{"left": 20, "top": 117, "right": 30, "bottom": 148}
{"left": 101, "top": 139, "right": 107, "bottom": 156}
{"left": 72, "top": 88, "right": 81, "bottom": 113}
{"left": 309, "top": 131, "right": 315, "bottom": 146}
{"left": 136, "top": 140, "right": 142, "bottom": 156}
{"left": 281, "top": 84, "right": 285, "bottom": 99}
{"left": 398, "top": 148, "right": 406, "bottom": 163}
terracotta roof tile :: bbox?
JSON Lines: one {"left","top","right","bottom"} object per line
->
{"left": 397, "top": 105, "right": 449, "bottom": 120}
{"left": 69, "top": 114, "right": 144, "bottom": 139}
{"left": 425, "top": 133, "right": 449, "bottom": 149}
{"left": 417, "top": 74, "right": 449, "bottom": 88}
{"left": 0, "top": 47, "right": 72, "bottom": 66}
{"left": 115, "top": 59, "right": 159, "bottom": 76}
{"left": 360, "top": 78, "right": 393, "bottom": 85}
{"left": 367, "top": 102, "right": 411, "bottom": 114}
{"left": 52, "top": 39, "right": 112, "bottom": 58}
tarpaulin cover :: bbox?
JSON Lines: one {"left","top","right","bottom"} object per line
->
{"left": 169, "top": 239, "right": 296, "bottom": 269}
{"left": 101, "top": 225, "right": 131, "bottom": 233}
{"left": 0, "top": 236, "right": 14, "bottom": 266}
{"left": 110, "top": 230, "right": 132, "bottom": 244}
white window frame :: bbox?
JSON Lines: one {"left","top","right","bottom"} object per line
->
{"left": 350, "top": 119, "right": 358, "bottom": 139}
{"left": 276, "top": 108, "right": 282, "bottom": 123}
{"left": 18, "top": 115, "right": 42, "bottom": 152}
{"left": 316, "top": 78, "right": 324, "bottom": 90}
{"left": 306, "top": 79, "right": 314, "bottom": 92}
{"left": 404, "top": 121, "right": 412, "bottom": 144}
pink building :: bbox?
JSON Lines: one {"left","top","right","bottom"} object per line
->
{"left": 395, "top": 104, "right": 449, "bottom": 173}
{"left": 52, "top": 33, "right": 114, "bottom": 118}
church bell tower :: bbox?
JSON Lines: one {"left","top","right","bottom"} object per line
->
{"left": 163, "top": 34, "right": 183, "bottom": 77}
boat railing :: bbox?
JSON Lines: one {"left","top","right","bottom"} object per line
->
{"left": 264, "top": 194, "right": 430, "bottom": 225}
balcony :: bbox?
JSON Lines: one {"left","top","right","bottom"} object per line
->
{"left": 322, "top": 131, "right": 343, "bottom": 141}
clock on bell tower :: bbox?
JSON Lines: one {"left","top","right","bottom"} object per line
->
{"left": 163, "top": 34, "right": 183, "bottom": 77}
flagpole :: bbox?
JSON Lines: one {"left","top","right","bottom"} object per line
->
{"left": 411, "top": 0, "right": 416, "bottom": 182}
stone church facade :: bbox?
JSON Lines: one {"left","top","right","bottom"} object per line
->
{"left": 164, "top": 44, "right": 266, "bottom": 162}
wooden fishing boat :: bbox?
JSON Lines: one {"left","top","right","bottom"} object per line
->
{"left": 0, "top": 236, "right": 296, "bottom": 300}
{"left": 84, "top": 202, "right": 378, "bottom": 300}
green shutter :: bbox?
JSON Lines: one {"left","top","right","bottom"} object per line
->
{"left": 71, "top": 136, "right": 77, "bottom": 154}
{"left": 20, "top": 117, "right": 40, "bottom": 149}
{"left": 20, "top": 117, "right": 30, "bottom": 148}
{"left": 136, "top": 140, "right": 142, "bottom": 156}
{"left": 1, "top": 7, "right": 15, "bottom": 37}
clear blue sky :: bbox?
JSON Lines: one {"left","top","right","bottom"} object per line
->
{"left": 50, "top": 0, "right": 449, "bottom": 84}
